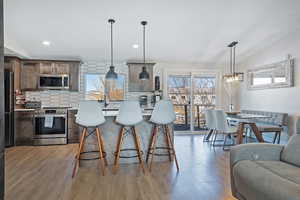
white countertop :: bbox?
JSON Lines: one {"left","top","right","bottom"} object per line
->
{"left": 14, "top": 103, "right": 154, "bottom": 117}
{"left": 14, "top": 108, "right": 35, "bottom": 112}
{"left": 102, "top": 110, "right": 152, "bottom": 117}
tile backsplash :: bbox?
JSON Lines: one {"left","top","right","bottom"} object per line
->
{"left": 25, "top": 91, "right": 82, "bottom": 108}
{"left": 25, "top": 61, "right": 159, "bottom": 108}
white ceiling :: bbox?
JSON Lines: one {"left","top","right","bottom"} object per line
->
{"left": 4, "top": 0, "right": 300, "bottom": 64}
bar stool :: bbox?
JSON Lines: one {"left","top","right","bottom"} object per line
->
{"left": 146, "top": 100, "right": 179, "bottom": 171}
{"left": 72, "top": 101, "right": 108, "bottom": 177}
{"left": 113, "top": 101, "right": 145, "bottom": 174}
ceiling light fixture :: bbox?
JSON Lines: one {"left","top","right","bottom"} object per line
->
{"left": 139, "top": 21, "right": 150, "bottom": 80}
{"left": 105, "top": 19, "right": 118, "bottom": 80}
{"left": 42, "top": 41, "right": 51, "bottom": 46}
{"left": 223, "top": 41, "right": 244, "bottom": 83}
{"left": 132, "top": 44, "right": 139, "bottom": 49}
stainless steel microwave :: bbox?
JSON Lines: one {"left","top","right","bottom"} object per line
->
{"left": 38, "top": 74, "right": 69, "bottom": 90}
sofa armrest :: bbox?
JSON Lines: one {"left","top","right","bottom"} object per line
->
{"left": 230, "top": 143, "right": 284, "bottom": 198}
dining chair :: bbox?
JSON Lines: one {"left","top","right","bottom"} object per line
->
{"left": 213, "top": 110, "right": 237, "bottom": 150}
{"left": 203, "top": 109, "right": 216, "bottom": 142}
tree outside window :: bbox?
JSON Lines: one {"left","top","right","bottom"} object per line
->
{"left": 85, "top": 74, "right": 125, "bottom": 101}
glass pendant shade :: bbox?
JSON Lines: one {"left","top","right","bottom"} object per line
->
{"left": 105, "top": 66, "right": 118, "bottom": 79}
{"left": 139, "top": 66, "right": 150, "bottom": 80}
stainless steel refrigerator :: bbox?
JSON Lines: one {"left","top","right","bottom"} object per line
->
{"left": 4, "top": 70, "right": 14, "bottom": 147}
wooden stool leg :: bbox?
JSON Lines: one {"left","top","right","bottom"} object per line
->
{"left": 95, "top": 128, "right": 106, "bottom": 176}
{"left": 72, "top": 128, "right": 87, "bottom": 178}
{"left": 113, "top": 127, "right": 124, "bottom": 174}
{"left": 163, "top": 125, "right": 172, "bottom": 161}
{"left": 146, "top": 125, "right": 157, "bottom": 163}
{"left": 132, "top": 127, "right": 146, "bottom": 174}
{"left": 149, "top": 126, "right": 159, "bottom": 171}
{"left": 165, "top": 125, "right": 179, "bottom": 171}
{"left": 99, "top": 132, "right": 108, "bottom": 166}
{"left": 79, "top": 129, "right": 88, "bottom": 157}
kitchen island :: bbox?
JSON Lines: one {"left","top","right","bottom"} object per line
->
{"left": 69, "top": 107, "right": 174, "bottom": 164}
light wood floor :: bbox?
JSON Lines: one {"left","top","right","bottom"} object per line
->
{"left": 5, "top": 135, "right": 236, "bottom": 200}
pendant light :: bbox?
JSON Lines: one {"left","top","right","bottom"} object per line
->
{"left": 223, "top": 41, "right": 244, "bottom": 82}
{"left": 139, "top": 21, "right": 150, "bottom": 80}
{"left": 105, "top": 19, "right": 118, "bottom": 80}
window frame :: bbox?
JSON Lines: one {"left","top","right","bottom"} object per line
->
{"left": 84, "top": 73, "right": 126, "bottom": 101}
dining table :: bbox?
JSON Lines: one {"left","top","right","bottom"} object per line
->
{"left": 227, "top": 113, "right": 271, "bottom": 144}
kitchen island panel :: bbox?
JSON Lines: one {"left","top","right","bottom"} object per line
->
{"left": 79, "top": 116, "right": 174, "bottom": 164}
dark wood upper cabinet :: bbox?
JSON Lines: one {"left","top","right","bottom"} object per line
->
{"left": 69, "top": 62, "right": 80, "bottom": 91}
{"left": 39, "top": 61, "right": 53, "bottom": 74}
{"left": 19, "top": 60, "right": 80, "bottom": 91}
{"left": 54, "top": 62, "right": 70, "bottom": 74}
{"left": 40, "top": 61, "right": 70, "bottom": 75}
{"left": 21, "top": 62, "right": 40, "bottom": 91}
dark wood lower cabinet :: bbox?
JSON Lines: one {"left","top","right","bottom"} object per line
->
{"left": 15, "top": 111, "right": 34, "bottom": 145}
{"left": 67, "top": 110, "right": 80, "bottom": 143}
{"left": 0, "top": 152, "right": 3, "bottom": 199}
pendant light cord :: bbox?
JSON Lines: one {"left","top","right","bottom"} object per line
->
{"left": 230, "top": 46, "right": 232, "bottom": 74}
{"left": 143, "top": 23, "right": 145, "bottom": 65}
{"left": 141, "top": 21, "right": 147, "bottom": 68}
{"left": 110, "top": 20, "right": 113, "bottom": 67}
{"left": 233, "top": 45, "right": 236, "bottom": 74}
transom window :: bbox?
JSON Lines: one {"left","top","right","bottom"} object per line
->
{"left": 84, "top": 73, "right": 125, "bottom": 101}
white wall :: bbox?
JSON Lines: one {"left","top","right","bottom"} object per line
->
{"left": 239, "top": 31, "right": 300, "bottom": 136}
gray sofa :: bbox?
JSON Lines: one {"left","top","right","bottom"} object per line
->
{"left": 230, "top": 119, "right": 300, "bottom": 200}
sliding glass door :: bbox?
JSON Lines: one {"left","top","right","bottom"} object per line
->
{"left": 167, "top": 73, "right": 217, "bottom": 132}
{"left": 192, "top": 76, "right": 216, "bottom": 131}
{"left": 168, "top": 75, "right": 191, "bottom": 131}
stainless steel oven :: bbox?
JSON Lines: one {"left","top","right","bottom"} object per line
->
{"left": 34, "top": 108, "right": 67, "bottom": 145}
{"left": 38, "top": 74, "right": 69, "bottom": 90}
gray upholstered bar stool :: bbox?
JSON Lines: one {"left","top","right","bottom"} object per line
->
{"left": 72, "top": 101, "right": 108, "bottom": 177}
{"left": 146, "top": 100, "right": 179, "bottom": 171}
{"left": 113, "top": 101, "right": 145, "bottom": 174}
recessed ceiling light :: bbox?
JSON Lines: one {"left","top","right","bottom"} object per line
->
{"left": 42, "top": 41, "right": 51, "bottom": 46}
{"left": 132, "top": 44, "right": 139, "bottom": 49}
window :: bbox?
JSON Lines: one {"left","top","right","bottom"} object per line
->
{"left": 84, "top": 74, "right": 125, "bottom": 101}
